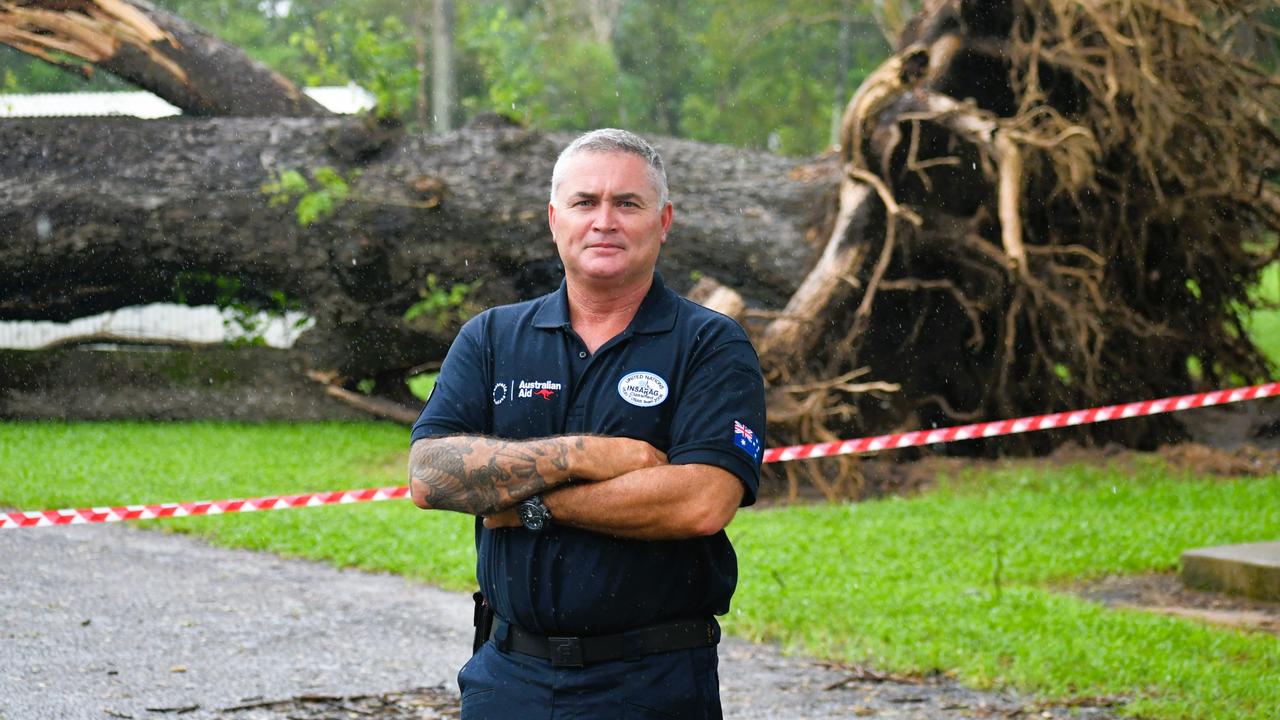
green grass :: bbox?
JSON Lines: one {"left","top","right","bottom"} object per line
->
{"left": 0, "top": 422, "right": 476, "bottom": 589}
{"left": 727, "top": 462, "right": 1280, "bottom": 719}
{"left": 3, "top": 422, "right": 1278, "bottom": 719}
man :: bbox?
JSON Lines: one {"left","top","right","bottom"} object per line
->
{"left": 408, "top": 128, "right": 766, "bottom": 719}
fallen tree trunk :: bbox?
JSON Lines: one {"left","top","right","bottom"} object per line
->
{"left": 0, "top": 346, "right": 372, "bottom": 421}
{"left": 0, "top": 117, "right": 834, "bottom": 393}
{"left": 0, "top": 0, "right": 329, "bottom": 117}
{"left": 5, "top": 0, "right": 1279, "bottom": 499}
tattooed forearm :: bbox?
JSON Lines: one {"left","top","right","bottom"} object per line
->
{"left": 408, "top": 435, "right": 584, "bottom": 515}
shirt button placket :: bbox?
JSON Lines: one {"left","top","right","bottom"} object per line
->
{"left": 565, "top": 338, "right": 591, "bottom": 433}
{"left": 568, "top": 405, "right": 585, "bottom": 432}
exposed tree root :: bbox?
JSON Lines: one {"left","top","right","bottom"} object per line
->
{"left": 305, "top": 370, "right": 419, "bottom": 425}
{"left": 756, "top": 0, "right": 1280, "bottom": 491}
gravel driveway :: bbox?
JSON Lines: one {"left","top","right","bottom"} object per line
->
{"left": 1, "top": 523, "right": 1114, "bottom": 719}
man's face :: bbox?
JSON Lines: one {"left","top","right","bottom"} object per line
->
{"left": 548, "top": 151, "right": 673, "bottom": 291}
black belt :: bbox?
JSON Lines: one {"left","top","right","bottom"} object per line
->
{"left": 491, "top": 618, "right": 718, "bottom": 667}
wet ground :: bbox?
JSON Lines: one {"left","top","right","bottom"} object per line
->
{"left": 1, "top": 523, "right": 1118, "bottom": 720}
{"left": 1072, "top": 572, "right": 1280, "bottom": 637}
{"left": 8, "top": 402, "right": 1277, "bottom": 719}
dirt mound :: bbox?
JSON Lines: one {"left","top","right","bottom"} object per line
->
{"left": 1071, "top": 573, "right": 1280, "bottom": 637}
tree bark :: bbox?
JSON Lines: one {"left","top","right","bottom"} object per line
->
{"left": 413, "top": 3, "right": 430, "bottom": 130}
{"left": 0, "top": 0, "right": 330, "bottom": 117}
{"left": 585, "top": 0, "right": 622, "bottom": 45}
{"left": 431, "top": 0, "right": 454, "bottom": 133}
{"left": 0, "top": 117, "right": 834, "bottom": 381}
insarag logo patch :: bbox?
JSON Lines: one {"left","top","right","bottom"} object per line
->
{"left": 733, "top": 420, "right": 761, "bottom": 459}
{"left": 617, "top": 371, "right": 669, "bottom": 407}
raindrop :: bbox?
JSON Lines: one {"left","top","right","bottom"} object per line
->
{"left": 352, "top": 258, "right": 358, "bottom": 266}
{"left": 35, "top": 214, "right": 52, "bottom": 240}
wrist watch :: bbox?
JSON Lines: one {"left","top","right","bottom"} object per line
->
{"left": 517, "top": 494, "right": 552, "bottom": 532}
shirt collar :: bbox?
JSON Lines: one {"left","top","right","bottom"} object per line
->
{"left": 531, "top": 272, "right": 678, "bottom": 335}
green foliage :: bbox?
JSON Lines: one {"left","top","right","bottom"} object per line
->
{"left": 0, "top": 45, "right": 130, "bottom": 93}
{"left": 1186, "top": 277, "right": 1204, "bottom": 300}
{"left": 677, "top": 1, "right": 887, "bottom": 153}
{"left": 154, "top": 0, "right": 309, "bottom": 77}
{"left": 1051, "top": 362, "right": 1072, "bottom": 384}
{"left": 458, "top": 5, "right": 548, "bottom": 124}
{"left": 403, "top": 274, "right": 481, "bottom": 330}
{"left": 260, "top": 166, "right": 356, "bottom": 227}
{"left": 1243, "top": 261, "right": 1280, "bottom": 371}
{"left": 289, "top": 9, "right": 417, "bottom": 118}
{"left": 407, "top": 372, "right": 439, "bottom": 402}
{"left": 611, "top": 0, "right": 705, "bottom": 136}
{"left": 462, "top": 0, "right": 890, "bottom": 152}
{"left": 1, "top": 1, "right": 893, "bottom": 156}
{"left": 1186, "top": 355, "right": 1205, "bottom": 381}
{"left": 173, "top": 271, "right": 302, "bottom": 345}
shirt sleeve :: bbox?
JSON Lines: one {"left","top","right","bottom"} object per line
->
{"left": 665, "top": 336, "right": 767, "bottom": 507}
{"left": 410, "top": 314, "right": 490, "bottom": 444}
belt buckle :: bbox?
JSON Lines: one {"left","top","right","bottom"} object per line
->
{"left": 548, "top": 636, "right": 584, "bottom": 667}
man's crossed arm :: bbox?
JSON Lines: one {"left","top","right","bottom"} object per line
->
{"left": 408, "top": 435, "right": 742, "bottom": 540}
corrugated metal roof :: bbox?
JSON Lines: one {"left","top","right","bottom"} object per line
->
{"left": 0, "top": 84, "right": 376, "bottom": 118}
{"left": 299, "top": 85, "right": 377, "bottom": 114}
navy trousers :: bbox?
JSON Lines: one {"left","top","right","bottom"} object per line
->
{"left": 458, "top": 637, "right": 723, "bottom": 719}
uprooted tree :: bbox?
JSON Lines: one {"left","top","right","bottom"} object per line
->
{"left": 2, "top": 0, "right": 1280, "bottom": 496}
{"left": 750, "top": 0, "right": 1280, "bottom": 495}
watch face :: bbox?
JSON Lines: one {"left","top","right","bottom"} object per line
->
{"left": 518, "top": 502, "right": 546, "bottom": 531}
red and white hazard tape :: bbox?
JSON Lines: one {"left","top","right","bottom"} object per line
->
{"left": 761, "top": 382, "right": 1280, "bottom": 463}
{"left": 4, "top": 382, "right": 1279, "bottom": 530}
{"left": 0, "top": 486, "right": 408, "bottom": 530}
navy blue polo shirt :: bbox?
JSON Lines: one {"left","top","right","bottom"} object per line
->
{"left": 411, "top": 272, "right": 766, "bottom": 636}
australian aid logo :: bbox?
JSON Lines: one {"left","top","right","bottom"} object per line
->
{"left": 517, "top": 380, "right": 562, "bottom": 400}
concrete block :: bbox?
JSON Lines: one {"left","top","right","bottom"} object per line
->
{"left": 1181, "top": 541, "right": 1280, "bottom": 601}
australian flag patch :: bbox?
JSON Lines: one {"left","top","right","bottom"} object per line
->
{"left": 733, "top": 420, "right": 761, "bottom": 460}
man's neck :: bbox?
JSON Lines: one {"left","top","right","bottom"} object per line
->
{"left": 566, "top": 275, "right": 653, "bottom": 354}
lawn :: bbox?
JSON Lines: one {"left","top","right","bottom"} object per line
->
{"left": 729, "top": 463, "right": 1280, "bottom": 720}
{"left": 2, "top": 422, "right": 1278, "bottom": 719}
{"left": 0, "top": 422, "right": 475, "bottom": 588}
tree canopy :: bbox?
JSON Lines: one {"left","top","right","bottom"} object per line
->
{"left": 1, "top": 0, "right": 891, "bottom": 156}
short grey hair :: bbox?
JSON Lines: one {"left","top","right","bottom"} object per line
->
{"left": 549, "top": 128, "right": 669, "bottom": 207}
